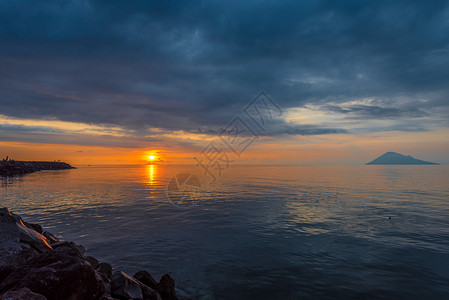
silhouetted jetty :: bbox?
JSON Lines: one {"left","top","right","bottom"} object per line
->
{"left": 0, "top": 161, "right": 75, "bottom": 177}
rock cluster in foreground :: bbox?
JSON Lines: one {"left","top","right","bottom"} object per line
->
{"left": 0, "top": 161, "right": 75, "bottom": 177}
{"left": 0, "top": 208, "right": 178, "bottom": 300}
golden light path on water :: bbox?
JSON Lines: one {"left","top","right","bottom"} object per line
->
{"left": 146, "top": 164, "right": 158, "bottom": 186}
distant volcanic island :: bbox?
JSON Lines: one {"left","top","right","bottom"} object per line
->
{"left": 367, "top": 152, "right": 440, "bottom": 165}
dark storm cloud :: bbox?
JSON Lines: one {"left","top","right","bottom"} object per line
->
{"left": 322, "top": 104, "right": 429, "bottom": 119}
{"left": 265, "top": 123, "right": 347, "bottom": 136}
{"left": 0, "top": 124, "right": 66, "bottom": 133}
{"left": 0, "top": 0, "right": 448, "bottom": 138}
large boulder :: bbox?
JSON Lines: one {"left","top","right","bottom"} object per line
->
{"left": 86, "top": 256, "right": 100, "bottom": 269}
{"left": 157, "top": 274, "right": 178, "bottom": 300}
{"left": 52, "top": 241, "right": 86, "bottom": 258}
{"left": 139, "top": 283, "right": 161, "bottom": 300}
{"left": 111, "top": 271, "right": 143, "bottom": 299}
{"left": 0, "top": 248, "right": 105, "bottom": 300}
{"left": 17, "top": 225, "right": 52, "bottom": 253}
{"left": 133, "top": 271, "right": 158, "bottom": 290}
{"left": 97, "top": 262, "right": 113, "bottom": 280}
{"left": 24, "top": 223, "right": 44, "bottom": 234}
{"left": 0, "top": 208, "right": 52, "bottom": 267}
{"left": 111, "top": 270, "right": 161, "bottom": 300}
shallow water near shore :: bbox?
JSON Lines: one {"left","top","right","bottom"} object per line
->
{"left": 1, "top": 164, "right": 449, "bottom": 299}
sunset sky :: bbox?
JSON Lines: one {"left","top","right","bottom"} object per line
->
{"left": 1, "top": 0, "right": 448, "bottom": 165}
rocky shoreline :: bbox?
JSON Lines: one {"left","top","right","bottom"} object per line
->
{"left": 0, "top": 161, "right": 75, "bottom": 177}
{"left": 0, "top": 208, "right": 178, "bottom": 300}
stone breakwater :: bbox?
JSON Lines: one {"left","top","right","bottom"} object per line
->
{"left": 0, "top": 161, "right": 75, "bottom": 177}
{"left": 0, "top": 208, "right": 178, "bottom": 300}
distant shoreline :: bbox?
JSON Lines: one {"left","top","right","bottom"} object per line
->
{"left": 0, "top": 161, "right": 75, "bottom": 177}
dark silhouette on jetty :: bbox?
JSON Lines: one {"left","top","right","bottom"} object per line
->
{"left": 0, "top": 159, "right": 75, "bottom": 177}
{"left": 366, "top": 152, "right": 440, "bottom": 165}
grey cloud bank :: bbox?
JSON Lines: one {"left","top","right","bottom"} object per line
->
{"left": 0, "top": 0, "right": 448, "bottom": 142}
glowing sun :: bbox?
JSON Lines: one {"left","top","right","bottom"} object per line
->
{"left": 143, "top": 150, "right": 162, "bottom": 164}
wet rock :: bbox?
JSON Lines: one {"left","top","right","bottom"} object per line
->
{"left": 0, "top": 249, "right": 105, "bottom": 300}
{"left": 100, "top": 274, "right": 112, "bottom": 298}
{"left": 157, "top": 274, "right": 178, "bottom": 300}
{"left": 18, "top": 225, "right": 52, "bottom": 253}
{"left": 18, "top": 243, "right": 40, "bottom": 263}
{"left": 50, "top": 241, "right": 68, "bottom": 248}
{"left": 25, "top": 223, "right": 44, "bottom": 234}
{"left": 0, "top": 265, "right": 14, "bottom": 283}
{"left": 111, "top": 271, "right": 143, "bottom": 300}
{"left": 139, "top": 283, "right": 161, "bottom": 300}
{"left": 134, "top": 270, "right": 158, "bottom": 290}
{"left": 97, "top": 262, "right": 113, "bottom": 280}
{"left": 0, "top": 224, "right": 21, "bottom": 267}
{"left": 78, "top": 244, "right": 88, "bottom": 254}
{"left": 86, "top": 256, "right": 100, "bottom": 269}
{"left": 0, "top": 207, "right": 23, "bottom": 224}
{"left": 0, "top": 287, "right": 47, "bottom": 300}
{"left": 52, "top": 241, "right": 86, "bottom": 257}
{"left": 42, "top": 231, "right": 59, "bottom": 244}
{"left": 0, "top": 208, "right": 51, "bottom": 267}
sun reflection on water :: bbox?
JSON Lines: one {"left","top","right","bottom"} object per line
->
{"left": 146, "top": 164, "right": 158, "bottom": 186}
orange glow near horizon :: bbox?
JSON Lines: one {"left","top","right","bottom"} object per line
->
{"left": 1, "top": 129, "right": 448, "bottom": 165}
{"left": 0, "top": 142, "right": 197, "bottom": 165}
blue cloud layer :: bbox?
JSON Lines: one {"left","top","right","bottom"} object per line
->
{"left": 0, "top": 0, "right": 448, "bottom": 139}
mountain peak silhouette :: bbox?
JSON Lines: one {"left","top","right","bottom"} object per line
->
{"left": 366, "top": 152, "right": 439, "bottom": 165}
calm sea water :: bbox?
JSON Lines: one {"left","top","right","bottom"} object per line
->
{"left": 1, "top": 165, "right": 449, "bottom": 299}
